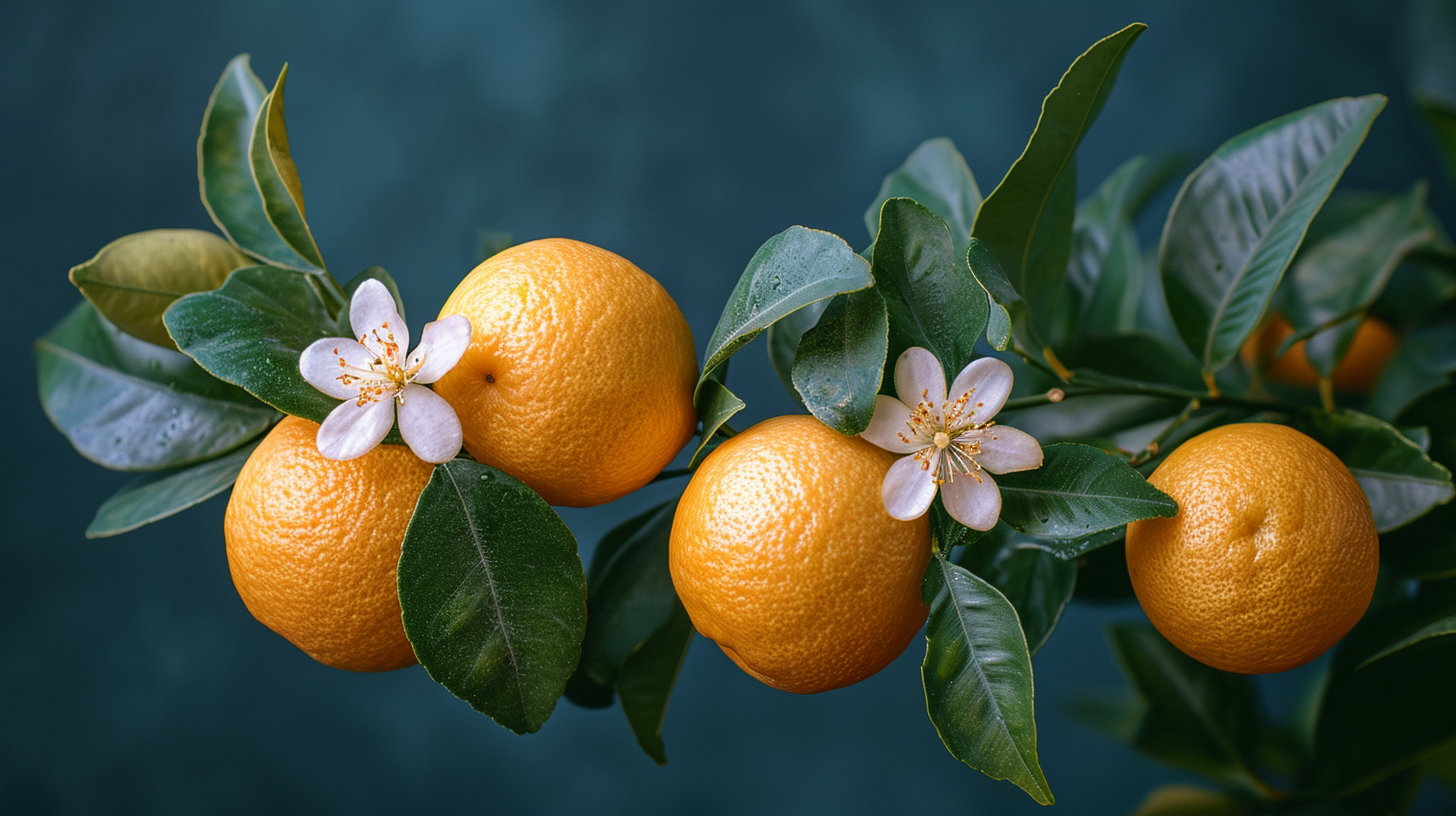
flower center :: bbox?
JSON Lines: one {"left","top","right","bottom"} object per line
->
{"left": 901, "top": 387, "right": 994, "bottom": 485}
{"left": 934, "top": 431, "right": 951, "bottom": 449}
{"left": 334, "top": 322, "right": 424, "bottom": 406}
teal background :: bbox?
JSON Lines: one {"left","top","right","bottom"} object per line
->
{"left": 5, "top": 1, "right": 1454, "bottom": 813}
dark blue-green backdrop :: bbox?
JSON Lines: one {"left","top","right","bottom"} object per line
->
{"left": 6, "top": 2, "right": 1454, "bottom": 813}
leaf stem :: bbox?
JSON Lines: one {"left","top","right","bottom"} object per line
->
{"left": 1128, "top": 399, "right": 1201, "bottom": 466}
{"left": 1001, "top": 378, "right": 1307, "bottom": 416}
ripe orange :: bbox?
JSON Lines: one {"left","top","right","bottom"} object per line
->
{"left": 1125, "top": 423, "right": 1379, "bottom": 674}
{"left": 224, "top": 416, "right": 432, "bottom": 672}
{"left": 669, "top": 415, "right": 932, "bottom": 694}
{"left": 1241, "top": 314, "right": 1397, "bottom": 393}
{"left": 433, "top": 238, "right": 697, "bottom": 507}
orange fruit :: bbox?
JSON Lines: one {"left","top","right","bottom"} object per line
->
{"left": 669, "top": 415, "right": 932, "bottom": 694}
{"left": 1125, "top": 423, "right": 1379, "bottom": 674}
{"left": 433, "top": 238, "right": 697, "bottom": 507}
{"left": 1241, "top": 314, "right": 1397, "bottom": 393}
{"left": 224, "top": 416, "right": 432, "bottom": 672}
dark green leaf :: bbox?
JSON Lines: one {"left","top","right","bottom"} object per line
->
{"left": 966, "top": 237, "right": 1034, "bottom": 351}
{"left": 1061, "top": 332, "right": 1204, "bottom": 391}
{"left": 922, "top": 556, "right": 1053, "bottom": 805}
{"left": 865, "top": 137, "right": 981, "bottom": 250}
{"left": 36, "top": 303, "right": 277, "bottom": 471}
{"left": 1366, "top": 306, "right": 1456, "bottom": 420}
{"left": 1019, "top": 526, "right": 1125, "bottom": 561}
{"left": 1068, "top": 157, "right": 1172, "bottom": 339}
{"left": 249, "top": 65, "right": 326, "bottom": 271}
{"left": 791, "top": 288, "right": 888, "bottom": 434}
{"left": 198, "top": 55, "right": 318, "bottom": 271}
{"left": 1159, "top": 95, "right": 1386, "bottom": 374}
{"left": 398, "top": 460, "right": 587, "bottom": 735}
{"left": 1003, "top": 395, "right": 1184, "bottom": 447}
{"left": 618, "top": 600, "right": 694, "bottom": 766}
{"left": 1131, "top": 785, "right": 1252, "bottom": 816}
{"left": 996, "top": 443, "right": 1177, "bottom": 538}
{"left": 337, "top": 266, "right": 405, "bottom": 338}
{"left": 1067, "top": 692, "right": 1142, "bottom": 742}
{"left": 957, "top": 528, "right": 1077, "bottom": 656}
{"left": 689, "top": 377, "right": 745, "bottom": 467}
{"left": 1071, "top": 539, "right": 1136, "bottom": 602}
{"left": 972, "top": 23, "right": 1145, "bottom": 345}
{"left": 1356, "top": 609, "right": 1456, "bottom": 668}
{"left": 86, "top": 439, "right": 261, "bottom": 538}
{"left": 577, "top": 501, "right": 679, "bottom": 686}
{"left": 1293, "top": 409, "right": 1454, "bottom": 532}
{"left": 765, "top": 298, "right": 827, "bottom": 407}
{"left": 871, "top": 198, "right": 988, "bottom": 374}
{"left": 1417, "top": 97, "right": 1456, "bottom": 191}
{"left": 68, "top": 229, "right": 252, "bottom": 349}
{"left": 1381, "top": 387, "right": 1456, "bottom": 578}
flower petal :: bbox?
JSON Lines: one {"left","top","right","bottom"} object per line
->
{"left": 300, "top": 337, "right": 378, "bottom": 399}
{"left": 941, "top": 470, "right": 1001, "bottom": 531}
{"left": 315, "top": 397, "right": 395, "bottom": 460}
{"left": 894, "top": 346, "right": 946, "bottom": 416}
{"left": 947, "top": 356, "right": 1014, "bottom": 426}
{"left": 976, "top": 425, "right": 1043, "bottom": 474}
{"left": 408, "top": 315, "right": 473, "bottom": 384}
{"left": 397, "top": 384, "right": 462, "bottom": 464}
{"left": 350, "top": 279, "right": 409, "bottom": 360}
{"left": 859, "top": 395, "right": 922, "bottom": 453}
{"left": 882, "top": 452, "right": 938, "bottom": 521}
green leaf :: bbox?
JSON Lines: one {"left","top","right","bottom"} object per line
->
{"left": 1061, "top": 332, "right": 1204, "bottom": 391}
{"left": 1293, "top": 409, "right": 1454, "bottom": 532}
{"left": 956, "top": 528, "right": 1077, "bottom": 656}
{"left": 617, "top": 600, "right": 694, "bottom": 766}
{"left": 1356, "top": 610, "right": 1456, "bottom": 668}
{"left": 1019, "top": 526, "right": 1126, "bottom": 561}
{"left": 698, "top": 226, "right": 873, "bottom": 389}
{"left": 198, "top": 55, "right": 318, "bottom": 271}
{"left": 865, "top": 137, "right": 982, "bottom": 250}
{"left": 36, "top": 302, "right": 277, "bottom": 471}
{"left": 966, "top": 237, "right": 1034, "bottom": 351}
{"left": 1366, "top": 308, "right": 1456, "bottom": 421}
{"left": 1159, "top": 94, "right": 1387, "bottom": 374}
{"left": 689, "top": 376, "right": 745, "bottom": 467}
{"left": 337, "top": 266, "right": 406, "bottom": 338}
{"left": 1381, "top": 387, "right": 1456, "bottom": 578}
{"left": 249, "top": 65, "right": 326, "bottom": 271}
{"left": 577, "top": 501, "right": 679, "bottom": 686}
{"left": 871, "top": 198, "right": 988, "bottom": 374}
{"left": 921, "top": 556, "right": 1053, "bottom": 805}
{"left": 68, "top": 229, "right": 252, "bottom": 349}
{"left": 765, "top": 298, "right": 827, "bottom": 407}
{"left": 164, "top": 265, "right": 343, "bottom": 422}
{"left": 85, "top": 439, "right": 261, "bottom": 538}
{"left": 1418, "top": 97, "right": 1456, "bottom": 191}
{"left": 791, "top": 288, "right": 888, "bottom": 435}
{"left": 1130, "top": 785, "right": 1251, "bottom": 816}
{"left": 996, "top": 443, "right": 1177, "bottom": 538}
{"left": 398, "top": 460, "right": 587, "bottom": 735}
{"left": 972, "top": 23, "right": 1145, "bottom": 346}
{"left": 1106, "top": 623, "right": 1268, "bottom": 792}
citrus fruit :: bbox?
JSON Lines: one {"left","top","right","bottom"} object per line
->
{"left": 1241, "top": 314, "right": 1397, "bottom": 393}
{"left": 224, "top": 416, "right": 432, "bottom": 672}
{"left": 433, "top": 238, "right": 697, "bottom": 507}
{"left": 1125, "top": 422, "right": 1379, "bottom": 674}
{"left": 669, "top": 415, "right": 932, "bottom": 694}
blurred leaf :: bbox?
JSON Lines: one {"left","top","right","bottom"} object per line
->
{"left": 996, "top": 443, "right": 1177, "bottom": 538}
{"left": 1068, "top": 691, "right": 1143, "bottom": 742}
{"left": 1159, "top": 95, "right": 1386, "bottom": 374}
{"left": 1294, "top": 408, "right": 1454, "bottom": 532}
{"left": 1062, "top": 332, "right": 1204, "bottom": 390}
{"left": 865, "top": 137, "right": 981, "bottom": 250}
{"left": 957, "top": 528, "right": 1077, "bottom": 656}
{"left": 921, "top": 556, "right": 1053, "bottom": 805}
{"left": 337, "top": 266, "right": 405, "bottom": 338}
{"left": 973, "top": 23, "right": 1145, "bottom": 346}
{"left": 85, "top": 439, "right": 261, "bottom": 538}
{"left": 249, "top": 65, "right": 326, "bottom": 271}
{"left": 618, "top": 600, "right": 694, "bottom": 766}
{"left": 1382, "top": 386, "right": 1456, "bottom": 578}
{"left": 1418, "top": 99, "right": 1456, "bottom": 190}
{"left": 1356, "top": 609, "right": 1456, "bottom": 668}
{"left": 689, "top": 376, "right": 744, "bottom": 467}
{"left": 198, "top": 55, "right": 318, "bottom": 271}
{"left": 576, "top": 501, "right": 679, "bottom": 686}
{"left": 1366, "top": 304, "right": 1456, "bottom": 420}
{"left": 1132, "top": 785, "right": 1252, "bottom": 816}
{"left": 1071, "top": 539, "right": 1136, "bottom": 603}
{"left": 37, "top": 302, "right": 276, "bottom": 471}
{"left": 1003, "top": 395, "right": 1184, "bottom": 446}
{"left": 478, "top": 230, "right": 514, "bottom": 262}
{"left": 791, "top": 289, "right": 887, "bottom": 435}
{"left": 765, "top": 298, "right": 827, "bottom": 407}
{"left": 871, "top": 198, "right": 988, "bottom": 375}
{"left": 398, "top": 460, "right": 586, "bottom": 735}
{"left": 68, "top": 229, "right": 251, "bottom": 349}
{"left": 1107, "top": 623, "right": 1268, "bottom": 792}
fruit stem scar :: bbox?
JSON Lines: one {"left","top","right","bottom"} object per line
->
{"left": 485, "top": 374, "right": 495, "bottom": 383}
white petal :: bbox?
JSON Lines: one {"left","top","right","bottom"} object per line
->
{"left": 975, "top": 425, "right": 1044, "bottom": 474}
{"left": 859, "top": 396, "right": 922, "bottom": 453}
{"left": 396, "top": 384, "right": 462, "bottom": 463}
{"left": 350, "top": 279, "right": 409, "bottom": 360}
{"left": 315, "top": 398, "right": 395, "bottom": 461}
{"left": 894, "top": 347, "right": 946, "bottom": 415}
{"left": 947, "top": 356, "right": 1014, "bottom": 426}
{"left": 299, "top": 338, "right": 377, "bottom": 399}
{"left": 408, "top": 315, "right": 473, "bottom": 384}
{"left": 882, "top": 452, "right": 939, "bottom": 521}
{"left": 941, "top": 470, "right": 1001, "bottom": 531}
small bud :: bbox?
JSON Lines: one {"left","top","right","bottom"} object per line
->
{"left": 1047, "top": 388, "right": 1065, "bottom": 403}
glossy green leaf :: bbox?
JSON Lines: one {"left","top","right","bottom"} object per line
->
{"left": 791, "top": 289, "right": 888, "bottom": 435}
{"left": 68, "top": 229, "right": 252, "bottom": 349}
{"left": 871, "top": 198, "right": 988, "bottom": 375}
{"left": 865, "top": 137, "right": 981, "bottom": 250}
{"left": 921, "top": 556, "right": 1052, "bottom": 805}
{"left": 1018, "top": 526, "right": 1125, "bottom": 561}
{"left": 618, "top": 600, "right": 694, "bottom": 766}
{"left": 249, "top": 65, "right": 326, "bottom": 271}
{"left": 1107, "top": 623, "right": 1268, "bottom": 792}
{"left": 198, "top": 55, "right": 318, "bottom": 271}
{"left": 1294, "top": 409, "right": 1454, "bottom": 532}
{"left": 337, "top": 266, "right": 405, "bottom": 337}
{"left": 398, "top": 460, "right": 587, "bottom": 735}
{"left": 972, "top": 23, "right": 1145, "bottom": 345}
{"left": 765, "top": 298, "right": 826, "bottom": 407}
{"left": 966, "top": 237, "right": 1033, "bottom": 351}
{"left": 577, "top": 501, "right": 679, "bottom": 686}
{"left": 37, "top": 303, "right": 277, "bottom": 471}
{"left": 86, "top": 439, "right": 261, "bottom": 538}
{"left": 698, "top": 226, "right": 873, "bottom": 389}
{"left": 996, "top": 443, "right": 1177, "bottom": 538}
{"left": 689, "top": 376, "right": 745, "bottom": 467}
{"left": 1159, "top": 95, "right": 1386, "bottom": 373}
{"left": 164, "top": 265, "right": 343, "bottom": 422}
{"left": 956, "top": 529, "right": 1077, "bottom": 656}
